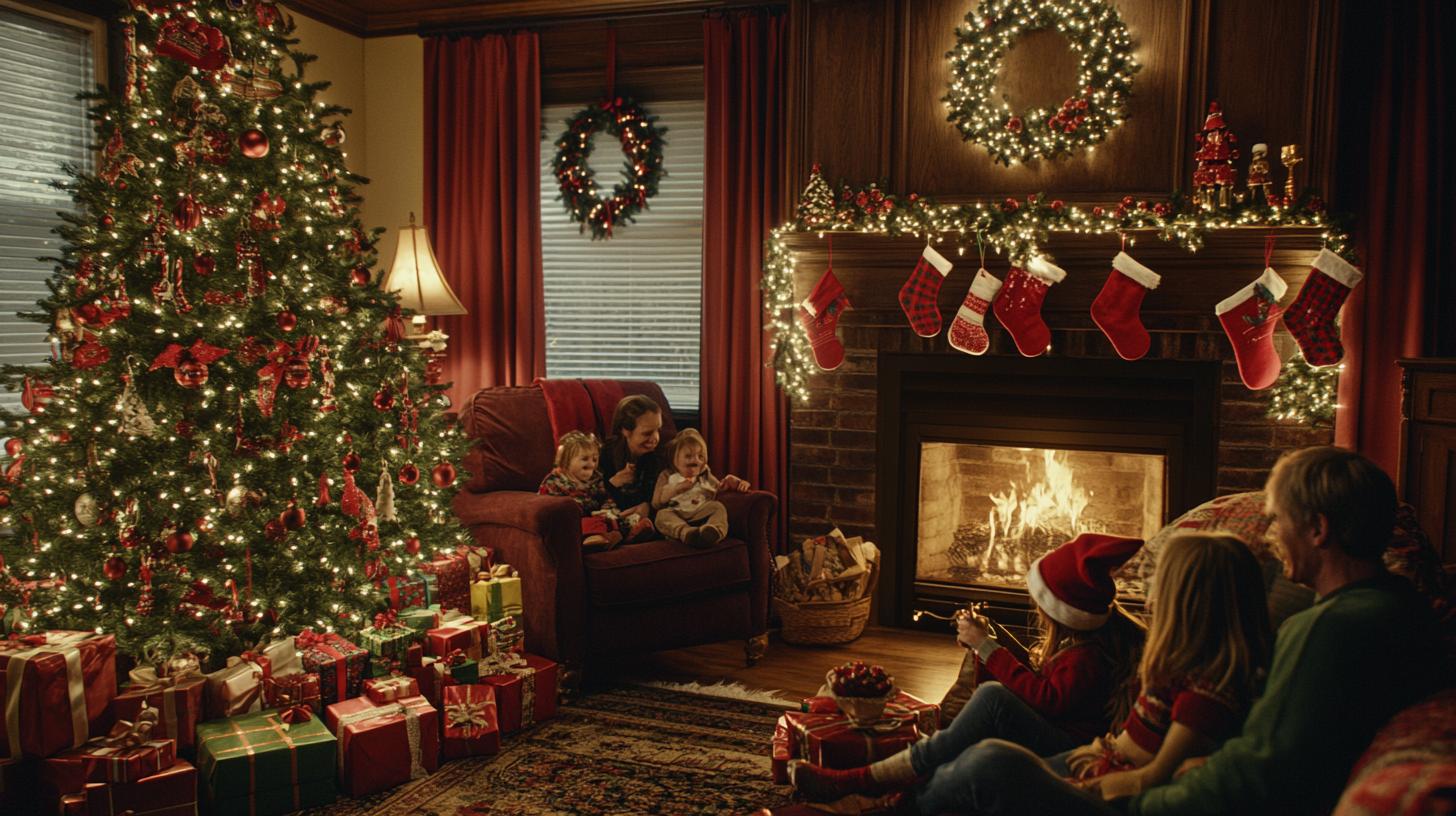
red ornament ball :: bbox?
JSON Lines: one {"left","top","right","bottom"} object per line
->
{"left": 100, "top": 215, "right": 114, "bottom": 229}
{"left": 404, "top": 536, "right": 421, "bottom": 556}
{"left": 239, "top": 128, "right": 270, "bottom": 159}
{"left": 1001, "top": 198, "right": 1019, "bottom": 213}
{"left": 264, "top": 519, "right": 288, "bottom": 541}
{"left": 1092, "top": 206, "right": 1104, "bottom": 216}
{"left": 277, "top": 310, "right": 297, "bottom": 332}
{"left": 173, "top": 195, "right": 201, "bottom": 231}
{"left": 1153, "top": 202, "right": 1171, "bottom": 216}
{"left": 4, "top": 438, "right": 21, "bottom": 457}
{"left": 1006, "top": 117, "right": 1023, "bottom": 133}
{"left": 194, "top": 254, "right": 215, "bottom": 276}
{"left": 342, "top": 452, "right": 362, "bottom": 473}
{"left": 103, "top": 555, "right": 127, "bottom": 581}
{"left": 0, "top": 492, "right": 10, "bottom": 510}
{"left": 1050, "top": 200, "right": 1064, "bottom": 211}
{"left": 280, "top": 506, "right": 306, "bottom": 530}
{"left": 431, "top": 462, "right": 457, "bottom": 488}
{"left": 373, "top": 388, "right": 395, "bottom": 411}
{"left": 175, "top": 360, "right": 209, "bottom": 388}
{"left": 398, "top": 463, "right": 420, "bottom": 485}
{"left": 1122, "top": 196, "right": 1136, "bottom": 207}
{"left": 350, "top": 267, "right": 371, "bottom": 287}
{"left": 165, "top": 532, "right": 194, "bottom": 553}
{"left": 284, "top": 359, "right": 312, "bottom": 389}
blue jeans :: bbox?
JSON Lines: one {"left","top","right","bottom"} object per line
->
{"left": 913, "top": 739, "right": 1125, "bottom": 816}
{"left": 908, "top": 682, "right": 1076, "bottom": 776}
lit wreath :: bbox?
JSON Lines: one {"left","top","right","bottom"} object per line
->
{"left": 551, "top": 98, "right": 667, "bottom": 240}
{"left": 943, "top": 0, "right": 1139, "bottom": 165}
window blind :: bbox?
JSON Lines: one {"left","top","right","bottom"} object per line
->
{"left": 0, "top": 6, "right": 94, "bottom": 415}
{"left": 539, "top": 99, "right": 703, "bottom": 412}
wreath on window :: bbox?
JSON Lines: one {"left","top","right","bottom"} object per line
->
{"left": 551, "top": 97, "right": 667, "bottom": 240}
{"left": 943, "top": 0, "right": 1139, "bottom": 166}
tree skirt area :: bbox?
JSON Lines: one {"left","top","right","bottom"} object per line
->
{"left": 305, "top": 683, "right": 797, "bottom": 815}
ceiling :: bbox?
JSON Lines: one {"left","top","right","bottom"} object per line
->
{"left": 281, "top": 0, "right": 751, "bottom": 38}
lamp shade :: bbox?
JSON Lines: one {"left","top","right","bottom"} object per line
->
{"left": 380, "top": 215, "right": 467, "bottom": 317}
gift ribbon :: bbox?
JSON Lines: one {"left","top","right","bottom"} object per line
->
{"left": 3, "top": 632, "right": 94, "bottom": 759}
{"left": 204, "top": 715, "right": 306, "bottom": 815}
{"left": 128, "top": 663, "right": 198, "bottom": 695}
{"left": 335, "top": 700, "right": 427, "bottom": 781}
{"left": 373, "top": 609, "right": 404, "bottom": 630}
{"left": 368, "top": 676, "right": 416, "bottom": 702}
{"left": 445, "top": 698, "right": 493, "bottom": 737}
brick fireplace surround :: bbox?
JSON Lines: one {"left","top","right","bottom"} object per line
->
{"left": 782, "top": 230, "right": 1337, "bottom": 626}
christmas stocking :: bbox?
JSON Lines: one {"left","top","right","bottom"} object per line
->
{"left": 948, "top": 269, "right": 1003, "bottom": 355}
{"left": 899, "top": 246, "right": 954, "bottom": 337}
{"left": 992, "top": 256, "right": 1066, "bottom": 357}
{"left": 1216, "top": 267, "right": 1289, "bottom": 389}
{"left": 1092, "top": 252, "right": 1162, "bottom": 361}
{"left": 800, "top": 268, "right": 850, "bottom": 370}
{"left": 1282, "top": 248, "right": 1364, "bottom": 368}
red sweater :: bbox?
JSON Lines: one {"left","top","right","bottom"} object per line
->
{"left": 977, "top": 643, "right": 1115, "bottom": 744}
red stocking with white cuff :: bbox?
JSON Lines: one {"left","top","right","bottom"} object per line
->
{"left": 899, "top": 246, "right": 954, "bottom": 337}
{"left": 800, "top": 268, "right": 850, "bottom": 371}
{"left": 1216, "top": 267, "right": 1289, "bottom": 390}
{"left": 1282, "top": 248, "right": 1364, "bottom": 368}
{"left": 992, "top": 256, "right": 1066, "bottom": 357}
{"left": 1092, "top": 252, "right": 1161, "bottom": 361}
{"left": 948, "top": 269, "right": 1003, "bottom": 355}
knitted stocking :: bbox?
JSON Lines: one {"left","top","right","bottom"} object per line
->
{"left": 1091, "top": 252, "right": 1162, "bottom": 361}
{"left": 992, "top": 257, "right": 1066, "bottom": 357}
{"left": 1282, "top": 248, "right": 1364, "bottom": 368}
{"left": 800, "top": 268, "right": 850, "bottom": 371}
{"left": 899, "top": 246, "right": 953, "bottom": 337}
{"left": 948, "top": 269, "right": 1003, "bottom": 355}
{"left": 1216, "top": 267, "right": 1289, "bottom": 390}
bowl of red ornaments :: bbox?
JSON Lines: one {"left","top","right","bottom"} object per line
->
{"left": 825, "top": 661, "right": 897, "bottom": 727}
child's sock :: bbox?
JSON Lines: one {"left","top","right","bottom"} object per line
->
{"left": 627, "top": 517, "right": 654, "bottom": 541}
{"left": 869, "top": 750, "right": 917, "bottom": 784}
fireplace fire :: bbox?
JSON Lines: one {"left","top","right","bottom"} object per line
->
{"left": 916, "top": 443, "right": 1164, "bottom": 598}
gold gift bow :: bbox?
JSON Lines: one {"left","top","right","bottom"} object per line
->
{"left": 4, "top": 631, "right": 96, "bottom": 760}
{"left": 127, "top": 663, "right": 199, "bottom": 695}
{"left": 445, "top": 699, "right": 493, "bottom": 737}
{"left": 101, "top": 704, "right": 158, "bottom": 748}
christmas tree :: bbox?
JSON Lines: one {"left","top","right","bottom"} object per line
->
{"left": 796, "top": 164, "right": 835, "bottom": 228}
{"left": 0, "top": 1, "right": 471, "bottom": 666}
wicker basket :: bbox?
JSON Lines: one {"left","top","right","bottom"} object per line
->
{"left": 773, "top": 559, "right": 879, "bottom": 645}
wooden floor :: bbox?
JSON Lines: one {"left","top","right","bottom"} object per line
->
{"left": 590, "top": 625, "right": 969, "bottom": 703}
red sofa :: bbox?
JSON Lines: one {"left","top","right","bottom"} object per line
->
{"left": 450, "top": 380, "right": 776, "bottom": 685}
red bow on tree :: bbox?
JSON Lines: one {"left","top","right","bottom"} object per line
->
{"left": 149, "top": 338, "right": 230, "bottom": 376}
{"left": 256, "top": 337, "right": 318, "bottom": 417}
{"left": 373, "top": 609, "right": 403, "bottom": 630}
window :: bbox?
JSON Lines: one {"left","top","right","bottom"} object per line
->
{"left": 539, "top": 99, "right": 703, "bottom": 413}
{"left": 0, "top": 2, "right": 100, "bottom": 415}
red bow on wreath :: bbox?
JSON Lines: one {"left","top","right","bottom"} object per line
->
{"left": 256, "top": 337, "right": 318, "bottom": 418}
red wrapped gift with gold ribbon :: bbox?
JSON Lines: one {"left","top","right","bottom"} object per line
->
{"left": 441, "top": 683, "right": 499, "bottom": 758}
{"left": 780, "top": 709, "right": 920, "bottom": 771}
{"left": 419, "top": 551, "right": 470, "bottom": 612}
{"left": 54, "top": 758, "right": 198, "bottom": 816}
{"left": 800, "top": 692, "right": 940, "bottom": 737}
{"left": 263, "top": 672, "right": 322, "bottom": 715}
{"left": 772, "top": 715, "right": 793, "bottom": 784}
{"left": 296, "top": 628, "right": 367, "bottom": 706}
{"left": 113, "top": 660, "right": 205, "bottom": 760}
{"left": 477, "top": 652, "right": 556, "bottom": 733}
{"left": 42, "top": 725, "right": 175, "bottom": 788}
{"left": 325, "top": 694, "right": 438, "bottom": 799}
{"left": 364, "top": 675, "right": 419, "bottom": 705}
{"left": 426, "top": 617, "right": 490, "bottom": 661}
{"left": 0, "top": 631, "right": 117, "bottom": 760}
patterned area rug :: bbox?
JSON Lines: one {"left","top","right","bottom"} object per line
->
{"left": 306, "top": 684, "right": 796, "bottom": 815}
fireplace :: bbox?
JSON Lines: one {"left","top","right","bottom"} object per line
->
{"left": 876, "top": 354, "right": 1222, "bottom": 632}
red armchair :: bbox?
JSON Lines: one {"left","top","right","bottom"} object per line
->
{"left": 451, "top": 380, "right": 776, "bottom": 685}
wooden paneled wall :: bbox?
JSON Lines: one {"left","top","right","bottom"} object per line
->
{"left": 786, "top": 0, "right": 1341, "bottom": 207}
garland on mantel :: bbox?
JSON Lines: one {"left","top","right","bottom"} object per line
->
{"left": 761, "top": 176, "right": 1352, "bottom": 426}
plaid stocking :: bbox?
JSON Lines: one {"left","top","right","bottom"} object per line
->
{"left": 1216, "top": 267, "right": 1289, "bottom": 390}
{"left": 948, "top": 269, "right": 1003, "bottom": 355}
{"left": 899, "top": 246, "right": 953, "bottom": 337}
{"left": 1282, "top": 248, "right": 1364, "bottom": 368}
{"left": 1091, "top": 252, "right": 1161, "bottom": 361}
{"left": 992, "top": 256, "right": 1066, "bottom": 357}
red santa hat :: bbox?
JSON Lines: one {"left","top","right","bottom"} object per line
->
{"left": 1026, "top": 533, "right": 1144, "bottom": 631}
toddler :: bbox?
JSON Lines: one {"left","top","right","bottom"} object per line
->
{"left": 540, "top": 431, "right": 651, "bottom": 549}
{"left": 652, "top": 429, "right": 748, "bottom": 548}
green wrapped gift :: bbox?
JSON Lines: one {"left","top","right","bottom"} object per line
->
{"left": 433, "top": 654, "right": 479, "bottom": 685}
{"left": 196, "top": 709, "right": 337, "bottom": 815}
{"left": 359, "top": 624, "right": 414, "bottom": 660}
{"left": 399, "top": 604, "right": 441, "bottom": 635}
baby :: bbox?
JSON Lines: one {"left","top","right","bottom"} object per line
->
{"left": 651, "top": 429, "right": 749, "bottom": 548}
{"left": 539, "top": 431, "right": 652, "bottom": 549}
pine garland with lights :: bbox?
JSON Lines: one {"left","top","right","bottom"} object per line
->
{"left": 943, "top": 0, "right": 1140, "bottom": 165}
{"left": 0, "top": 2, "right": 473, "bottom": 666}
{"left": 762, "top": 178, "right": 1350, "bottom": 405}
{"left": 551, "top": 97, "right": 667, "bottom": 240}
{"left": 1266, "top": 356, "right": 1340, "bottom": 428}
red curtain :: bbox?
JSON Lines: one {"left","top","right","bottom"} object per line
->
{"left": 1335, "top": 1, "right": 1452, "bottom": 474}
{"left": 424, "top": 33, "right": 544, "bottom": 407}
{"left": 702, "top": 12, "right": 789, "bottom": 552}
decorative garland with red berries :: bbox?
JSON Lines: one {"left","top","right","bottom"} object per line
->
{"left": 550, "top": 98, "right": 667, "bottom": 240}
{"left": 943, "top": 0, "right": 1139, "bottom": 165}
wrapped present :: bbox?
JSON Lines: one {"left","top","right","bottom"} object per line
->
{"left": 114, "top": 659, "right": 206, "bottom": 760}
{"left": 405, "top": 643, "right": 424, "bottom": 669}
{"left": 325, "top": 694, "right": 438, "bottom": 799}
{"left": 470, "top": 565, "right": 522, "bottom": 622}
{"left": 434, "top": 649, "right": 478, "bottom": 685}
{"left": 420, "top": 551, "right": 470, "bottom": 612}
{"left": 442, "top": 683, "right": 499, "bottom": 758}
{"left": 489, "top": 615, "right": 525, "bottom": 655}
{"left": 196, "top": 710, "right": 336, "bottom": 816}
{"left": 203, "top": 650, "right": 271, "bottom": 719}
{"left": 456, "top": 543, "right": 493, "bottom": 574}
{"left": 365, "top": 675, "right": 419, "bottom": 704}
{"left": 426, "top": 617, "right": 490, "bottom": 660}
{"left": 0, "top": 631, "right": 117, "bottom": 760}
{"left": 263, "top": 672, "right": 321, "bottom": 715}
{"left": 43, "top": 735, "right": 176, "bottom": 789}
{"left": 56, "top": 758, "right": 198, "bottom": 816}
{"left": 296, "top": 628, "right": 368, "bottom": 706}
{"left": 359, "top": 609, "right": 415, "bottom": 660}
{"left": 367, "top": 654, "right": 409, "bottom": 680}
{"left": 478, "top": 652, "right": 557, "bottom": 733}
{"left": 780, "top": 709, "right": 920, "bottom": 770}
{"left": 257, "top": 636, "right": 302, "bottom": 677}
{"left": 771, "top": 715, "right": 792, "bottom": 784}
{"left": 409, "top": 659, "right": 454, "bottom": 709}
{"left": 386, "top": 572, "right": 432, "bottom": 610}
{"left": 799, "top": 692, "right": 939, "bottom": 736}
{"left": 399, "top": 604, "right": 441, "bottom": 635}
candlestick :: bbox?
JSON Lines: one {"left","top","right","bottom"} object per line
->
{"left": 1281, "top": 144, "right": 1302, "bottom": 200}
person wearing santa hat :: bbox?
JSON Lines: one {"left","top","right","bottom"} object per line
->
{"left": 792, "top": 533, "right": 1147, "bottom": 804}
